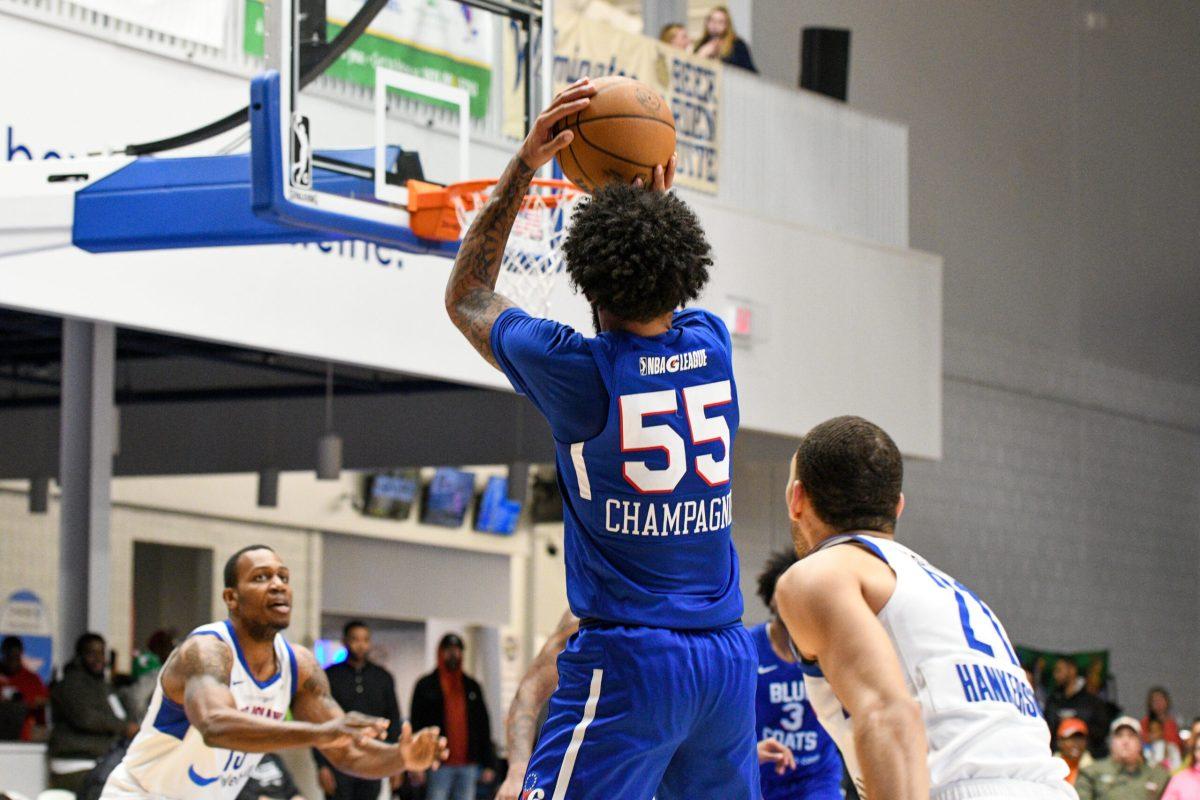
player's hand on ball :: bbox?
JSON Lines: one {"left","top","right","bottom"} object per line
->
{"left": 517, "top": 77, "right": 597, "bottom": 171}
{"left": 757, "top": 738, "right": 797, "bottom": 775}
{"left": 399, "top": 721, "right": 448, "bottom": 772}
{"left": 318, "top": 711, "right": 389, "bottom": 747}
{"left": 633, "top": 153, "right": 677, "bottom": 193}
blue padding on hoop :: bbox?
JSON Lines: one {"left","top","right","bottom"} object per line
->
{"left": 70, "top": 73, "right": 461, "bottom": 255}
{"left": 249, "top": 71, "right": 459, "bottom": 258}
{"left": 72, "top": 153, "right": 362, "bottom": 252}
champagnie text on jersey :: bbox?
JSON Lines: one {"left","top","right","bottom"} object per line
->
{"left": 604, "top": 492, "right": 732, "bottom": 536}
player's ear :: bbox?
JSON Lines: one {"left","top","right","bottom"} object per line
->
{"left": 786, "top": 479, "right": 804, "bottom": 519}
{"left": 222, "top": 586, "right": 237, "bottom": 612}
{"left": 895, "top": 492, "right": 906, "bottom": 521}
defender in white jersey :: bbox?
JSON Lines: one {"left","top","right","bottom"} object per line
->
{"left": 776, "top": 417, "right": 1072, "bottom": 800}
{"left": 102, "top": 545, "right": 446, "bottom": 800}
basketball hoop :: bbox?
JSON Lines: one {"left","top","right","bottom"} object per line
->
{"left": 407, "top": 178, "right": 584, "bottom": 316}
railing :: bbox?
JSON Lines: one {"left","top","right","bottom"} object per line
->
{"left": 0, "top": 0, "right": 909, "bottom": 248}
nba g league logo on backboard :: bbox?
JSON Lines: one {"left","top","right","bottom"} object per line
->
{"left": 290, "top": 113, "right": 312, "bottom": 188}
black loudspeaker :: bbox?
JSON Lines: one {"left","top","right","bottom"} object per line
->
{"left": 800, "top": 27, "right": 851, "bottom": 102}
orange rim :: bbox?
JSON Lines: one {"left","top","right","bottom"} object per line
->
{"left": 406, "top": 178, "right": 582, "bottom": 241}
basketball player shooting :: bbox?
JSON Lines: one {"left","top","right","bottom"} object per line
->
{"left": 775, "top": 416, "right": 1074, "bottom": 800}
{"left": 101, "top": 545, "right": 447, "bottom": 800}
{"left": 446, "top": 77, "right": 761, "bottom": 799}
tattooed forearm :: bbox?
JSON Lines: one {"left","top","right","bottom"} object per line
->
{"left": 444, "top": 156, "right": 535, "bottom": 366}
{"left": 506, "top": 702, "right": 540, "bottom": 768}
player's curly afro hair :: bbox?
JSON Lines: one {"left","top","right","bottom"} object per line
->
{"left": 756, "top": 550, "right": 798, "bottom": 611}
{"left": 561, "top": 184, "right": 712, "bottom": 323}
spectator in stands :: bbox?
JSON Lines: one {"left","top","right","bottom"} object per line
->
{"left": 658, "top": 23, "right": 691, "bottom": 51}
{"left": 48, "top": 632, "right": 138, "bottom": 792}
{"left": 1144, "top": 687, "right": 1184, "bottom": 748}
{"left": 694, "top": 6, "right": 757, "bottom": 72}
{"left": 410, "top": 633, "right": 495, "bottom": 800}
{"left": 1054, "top": 718, "right": 1093, "bottom": 786}
{"left": 1076, "top": 716, "right": 1170, "bottom": 800}
{"left": 1145, "top": 718, "right": 1183, "bottom": 772}
{"left": 315, "top": 621, "right": 401, "bottom": 800}
{"left": 0, "top": 635, "right": 48, "bottom": 741}
{"left": 119, "top": 629, "right": 175, "bottom": 721}
{"left": 1164, "top": 734, "right": 1200, "bottom": 800}
{"left": 238, "top": 753, "right": 305, "bottom": 800}
{"left": 1045, "top": 656, "right": 1111, "bottom": 758}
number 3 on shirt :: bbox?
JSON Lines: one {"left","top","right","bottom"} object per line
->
{"left": 620, "top": 380, "right": 732, "bottom": 493}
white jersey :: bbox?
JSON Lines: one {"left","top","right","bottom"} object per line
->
{"left": 103, "top": 620, "right": 298, "bottom": 800}
{"left": 800, "top": 535, "right": 1072, "bottom": 800}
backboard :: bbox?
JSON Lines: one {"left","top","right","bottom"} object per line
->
{"left": 252, "top": 0, "right": 551, "bottom": 253}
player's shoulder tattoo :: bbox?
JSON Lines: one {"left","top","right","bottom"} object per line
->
{"left": 163, "top": 634, "right": 233, "bottom": 696}
{"left": 291, "top": 645, "right": 331, "bottom": 698}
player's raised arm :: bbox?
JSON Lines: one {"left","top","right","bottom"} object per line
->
{"left": 776, "top": 554, "right": 930, "bottom": 799}
{"left": 444, "top": 78, "right": 597, "bottom": 367}
{"left": 164, "top": 635, "right": 380, "bottom": 753}
{"left": 496, "top": 610, "right": 581, "bottom": 800}
{"left": 290, "top": 644, "right": 448, "bottom": 779}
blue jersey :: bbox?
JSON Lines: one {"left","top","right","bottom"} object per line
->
{"left": 491, "top": 307, "right": 743, "bottom": 629}
{"left": 751, "top": 623, "right": 842, "bottom": 798}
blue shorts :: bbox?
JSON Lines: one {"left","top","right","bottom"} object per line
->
{"left": 521, "top": 623, "right": 760, "bottom": 800}
{"left": 761, "top": 771, "right": 843, "bottom": 800}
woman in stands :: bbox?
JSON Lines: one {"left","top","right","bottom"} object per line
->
{"left": 694, "top": 6, "right": 757, "bottom": 73}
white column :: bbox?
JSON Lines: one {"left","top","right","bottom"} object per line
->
{"left": 57, "top": 320, "right": 115, "bottom": 663}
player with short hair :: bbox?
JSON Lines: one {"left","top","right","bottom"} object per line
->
{"left": 101, "top": 544, "right": 446, "bottom": 800}
{"left": 775, "top": 416, "right": 1073, "bottom": 800}
{"left": 446, "top": 78, "right": 759, "bottom": 799}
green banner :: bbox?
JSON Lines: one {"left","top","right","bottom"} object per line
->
{"left": 244, "top": 1, "right": 492, "bottom": 118}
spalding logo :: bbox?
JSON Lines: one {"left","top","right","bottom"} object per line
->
{"left": 635, "top": 87, "right": 661, "bottom": 112}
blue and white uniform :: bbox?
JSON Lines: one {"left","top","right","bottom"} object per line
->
{"left": 491, "top": 307, "right": 758, "bottom": 800}
{"left": 101, "top": 620, "right": 298, "bottom": 800}
{"left": 750, "top": 623, "right": 842, "bottom": 800}
{"left": 801, "top": 535, "right": 1073, "bottom": 800}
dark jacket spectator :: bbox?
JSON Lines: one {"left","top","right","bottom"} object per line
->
{"left": 314, "top": 622, "right": 402, "bottom": 800}
{"left": 1044, "top": 657, "right": 1112, "bottom": 758}
{"left": 694, "top": 6, "right": 757, "bottom": 73}
{"left": 0, "top": 635, "right": 48, "bottom": 741}
{"left": 410, "top": 634, "right": 495, "bottom": 773}
{"left": 48, "top": 633, "right": 138, "bottom": 792}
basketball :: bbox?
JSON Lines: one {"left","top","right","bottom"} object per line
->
{"left": 553, "top": 76, "right": 676, "bottom": 192}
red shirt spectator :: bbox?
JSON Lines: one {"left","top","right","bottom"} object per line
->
{"left": 0, "top": 635, "right": 49, "bottom": 741}
{"left": 1143, "top": 686, "right": 1184, "bottom": 748}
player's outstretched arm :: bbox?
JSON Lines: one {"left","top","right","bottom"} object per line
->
{"left": 496, "top": 610, "right": 580, "bottom": 800}
{"left": 290, "top": 645, "right": 448, "bottom": 779}
{"left": 776, "top": 555, "right": 930, "bottom": 799}
{"left": 444, "top": 78, "right": 597, "bottom": 367}
{"left": 163, "top": 636, "right": 381, "bottom": 753}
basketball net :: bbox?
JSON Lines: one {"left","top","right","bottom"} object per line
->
{"left": 452, "top": 181, "right": 584, "bottom": 318}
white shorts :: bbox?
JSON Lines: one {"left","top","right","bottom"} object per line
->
{"left": 99, "top": 763, "right": 159, "bottom": 800}
{"left": 934, "top": 778, "right": 1077, "bottom": 800}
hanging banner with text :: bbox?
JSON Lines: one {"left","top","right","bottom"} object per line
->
{"left": 504, "top": 13, "right": 721, "bottom": 193}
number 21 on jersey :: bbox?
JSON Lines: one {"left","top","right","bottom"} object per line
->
{"left": 619, "top": 380, "right": 732, "bottom": 494}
